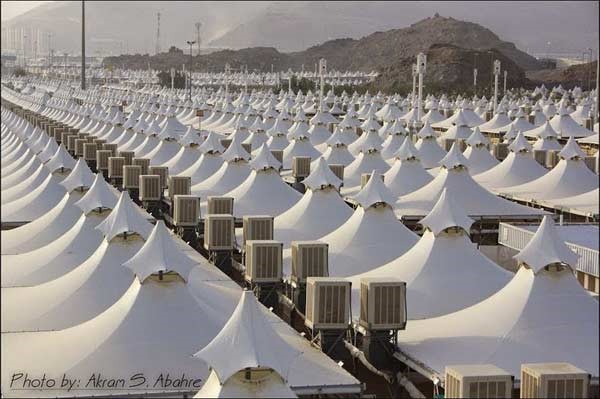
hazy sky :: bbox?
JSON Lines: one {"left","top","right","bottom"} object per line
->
{"left": 1, "top": 1, "right": 51, "bottom": 21}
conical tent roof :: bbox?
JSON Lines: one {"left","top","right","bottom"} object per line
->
{"left": 396, "top": 218, "right": 598, "bottom": 378}
{"left": 59, "top": 158, "right": 95, "bottom": 193}
{"left": 303, "top": 158, "right": 342, "bottom": 190}
{"left": 195, "top": 291, "right": 301, "bottom": 383}
{"left": 123, "top": 221, "right": 197, "bottom": 282}
{"left": 195, "top": 369, "right": 297, "bottom": 398}
{"left": 384, "top": 140, "right": 433, "bottom": 197}
{"left": 349, "top": 190, "right": 510, "bottom": 319}
{"left": 96, "top": 191, "right": 153, "bottom": 241}
{"left": 75, "top": 173, "right": 120, "bottom": 214}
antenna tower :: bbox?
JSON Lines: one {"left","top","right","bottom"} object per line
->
{"left": 155, "top": 12, "right": 161, "bottom": 54}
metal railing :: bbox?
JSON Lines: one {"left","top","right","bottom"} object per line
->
{"left": 498, "top": 223, "right": 599, "bottom": 277}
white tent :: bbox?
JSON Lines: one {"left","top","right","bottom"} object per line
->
{"left": 273, "top": 158, "right": 352, "bottom": 248}
{"left": 349, "top": 189, "right": 510, "bottom": 319}
{"left": 529, "top": 121, "right": 563, "bottom": 151}
{"left": 462, "top": 127, "right": 499, "bottom": 175}
{"left": 549, "top": 105, "right": 595, "bottom": 138}
{"left": 396, "top": 144, "right": 547, "bottom": 218}
{"left": 499, "top": 138, "right": 598, "bottom": 201}
{"left": 415, "top": 121, "right": 446, "bottom": 169}
{"left": 287, "top": 172, "right": 418, "bottom": 277}
{"left": 473, "top": 133, "right": 548, "bottom": 190}
{"left": 178, "top": 132, "right": 226, "bottom": 184}
{"left": 539, "top": 188, "right": 599, "bottom": 218}
{"left": 383, "top": 138, "right": 433, "bottom": 197}
{"left": 396, "top": 217, "right": 599, "bottom": 380}
{"left": 1, "top": 194, "right": 153, "bottom": 332}
{"left": 215, "top": 145, "right": 301, "bottom": 218}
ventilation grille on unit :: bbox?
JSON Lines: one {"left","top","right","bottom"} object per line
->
{"left": 103, "top": 143, "right": 118, "bottom": 156}
{"left": 329, "top": 164, "right": 344, "bottom": 183}
{"left": 96, "top": 150, "right": 112, "bottom": 169}
{"left": 83, "top": 143, "right": 97, "bottom": 161}
{"left": 242, "top": 216, "right": 274, "bottom": 246}
{"left": 108, "top": 156, "right": 125, "bottom": 178}
{"left": 245, "top": 240, "right": 283, "bottom": 283}
{"left": 123, "top": 165, "right": 142, "bottom": 189}
{"left": 444, "top": 365, "right": 513, "bottom": 399}
{"left": 291, "top": 241, "right": 329, "bottom": 284}
{"left": 207, "top": 196, "right": 234, "bottom": 215}
{"left": 533, "top": 150, "right": 547, "bottom": 167}
{"left": 361, "top": 173, "right": 384, "bottom": 189}
{"left": 359, "top": 278, "right": 406, "bottom": 331}
{"left": 169, "top": 176, "right": 191, "bottom": 199}
{"left": 139, "top": 175, "right": 161, "bottom": 201}
{"left": 173, "top": 195, "right": 200, "bottom": 227}
{"left": 292, "top": 156, "right": 311, "bottom": 178}
{"left": 119, "top": 151, "right": 135, "bottom": 165}
{"left": 204, "top": 214, "right": 234, "bottom": 251}
{"left": 133, "top": 158, "right": 150, "bottom": 174}
{"left": 305, "top": 277, "right": 351, "bottom": 330}
{"left": 520, "top": 363, "right": 589, "bottom": 399}
{"left": 149, "top": 166, "right": 169, "bottom": 189}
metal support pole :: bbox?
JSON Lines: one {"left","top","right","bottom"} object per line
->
{"left": 411, "top": 64, "right": 417, "bottom": 101}
{"left": 596, "top": 48, "right": 599, "bottom": 123}
{"left": 416, "top": 52, "right": 426, "bottom": 123}
{"left": 81, "top": 0, "right": 86, "bottom": 90}
{"left": 493, "top": 60, "right": 500, "bottom": 115}
{"left": 473, "top": 68, "right": 478, "bottom": 90}
{"left": 503, "top": 70, "right": 507, "bottom": 95}
{"left": 319, "top": 58, "right": 326, "bottom": 111}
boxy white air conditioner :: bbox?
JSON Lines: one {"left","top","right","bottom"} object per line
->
{"left": 123, "top": 165, "right": 142, "bottom": 189}
{"left": 533, "top": 150, "right": 547, "bottom": 167}
{"left": 291, "top": 241, "right": 329, "bottom": 284}
{"left": 108, "top": 156, "right": 125, "bottom": 178}
{"left": 119, "top": 150, "right": 135, "bottom": 165}
{"left": 132, "top": 157, "right": 150, "bottom": 175}
{"left": 520, "top": 363, "right": 589, "bottom": 399}
{"left": 83, "top": 143, "right": 97, "bottom": 161}
{"left": 204, "top": 214, "right": 235, "bottom": 251}
{"left": 360, "top": 173, "right": 384, "bottom": 189}
{"left": 445, "top": 364, "right": 513, "bottom": 399}
{"left": 292, "top": 156, "right": 311, "bottom": 178}
{"left": 242, "top": 215, "right": 274, "bottom": 246}
{"left": 149, "top": 166, "right": 169, "bottom": 189}
{"left": 359, "top": 278, "right": 407, "bottom": 331}
{"left": 329, "top": 164, "right": 344, "bottom": 183}
{"left": 168, "top": 176, "right": 191, "bottom": 200}
{"left": 96, "top": 150, "right": 112, "bottom": 170}
{"left": 173, "top": 195, "right": 200, "bottom": 227}
{"left": 207, "top": 196, "right": 234, "bottom": 215}
{"left": 305, "top": 277, "right": 351, "bottom": 330}
{"left": 139, "top": 175, "right": 162, "bottom": 201}
{"left": 244, "top": 240, "right": 283, "bottom": 283}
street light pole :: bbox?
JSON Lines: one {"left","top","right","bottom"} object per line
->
{"left": 82, "top": 0, "right": 86, "bottom": 90}
{"left": 493, "top": 60, "right": 501, "bottom": 115}
{"left": 186, "top": 40, "right": 196, "bottom": 101}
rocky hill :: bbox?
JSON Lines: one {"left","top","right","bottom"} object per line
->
{"left": 526, "top": 62, "right": 598, "bottom": 89}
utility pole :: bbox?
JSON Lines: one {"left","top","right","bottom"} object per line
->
{"left": 155, "top": 12, "right": 161, "bottom": 55}
{"left": 319, "top": 58, "right": 326, "bottom": 111}
{"left": 416, "top": 52, "right": 426, "bottom": 124}
{"left": 473, "top": 68, "right": 478, "bottom": 90}
{"left": 195, "top": 22, "right": 202, "bottom": 56}
{"left": 225, "top": 63, "right": 230, "bottom": 98}
{"left": 411, "top": 64, "right": 417, "bottom": 102}
{"left": 170, "top": 67, "right": 175, "bottom": 89}
{"left": 493, "top": 60, "right": 501, "bottom": 115}
{"left": 503, "top": 70, "right": 507, "bottom": 95}
{"left": 186, "top": 40, "right": 196, "bottom": 100}
{"left": 81, "top": 0, "right": 86, "bottom": 90}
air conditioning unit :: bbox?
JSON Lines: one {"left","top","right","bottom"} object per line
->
{"left": 329, "top": 164, "right": 344, "bottom": 183}
{"left": 207, "top": 196, "right": 234, "bottom": 215}
{"left": 243, "top": 215, "right": 274, "bottom": 246}
{"left": 61, "top": 131, "right": 72, "bottom": 145}
{"left": 528, "top": 114, "right": 536, "bottom": 124}
{"left": 67, "top": 134, "right": 78, "bottom": 152}
{"left": 96, "top": 150, "right": 112, "bottom": 170}
{"left": 520, "top": 363, "right": 589, "bottom": 399}
{"left": 244, "top": 240, "right": 283, "bottom": 283}
{"left": 359, "top": 278, "right": 407, "bottom": 331}
{"left": 123, "top": 165, "right": 142, "bottom": 189}
{"left": 583, "top": 156, "right": 598, "bottom": 174}
{"left": 139, "top": 175, "right": 162, "bottom": 201}
{"left": 458, "top": 139, "right": 467, "bottom": 152}
{"left": 94, "top": 138, "right": 106, "bottom": 148}
{"left": 241, "top": 143, "right": 252, "bottom": 154}
{"left": 149, "top": 166, "right": 169, "bottom": 189}
{"left": 584, "top": 118, "right": 592, "bottom": 130}
{"left": 292, "top": 156, "right": 311, "bottom": 178}
{"left": 493, "top": 142, "right": 509, "bottom": 160}
{"left": 305, "top": 277, "right": 351, "bottom": 330}
{"left": 271, "top": 150, "right": 284, "bottom": 164}
{"left": 103, "top": 143, "right": 118, "bottom": 156}
{"left": 204, "top": 214, "right": 235, "bottom": 251}
{"left": 291, "top": 241, "right": 329, "bottom": 284}
{"left": 360, "top": 173, "right": 384, "bottom": 189}
{"left": 445, "top": 364, "right": 513, "bottom": 399}
{"left": 173, "top": 195, "right": 200, "bottom": 227}
{"left": 83, "top": 143, "right": 97, "bottom": 161}
{"left": 546, "top": 150, "right": 560, "bottom": 169}
{"left": 168, "top": 176, "right": 191, "bottom": 200}
{"left": 533, "top": 150, "right": 547, "bottom": 167}
{"left": 132, "top": 157, "right": 150, "bottom": 175}
{"left": 443, "top": 138, "right": 455, "bottom": 152}
{"left": 119, "top": 150, "right": 135, "bottom": 165}
{"left": 108, "top": 156, "right": 125, "bottom": 178}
